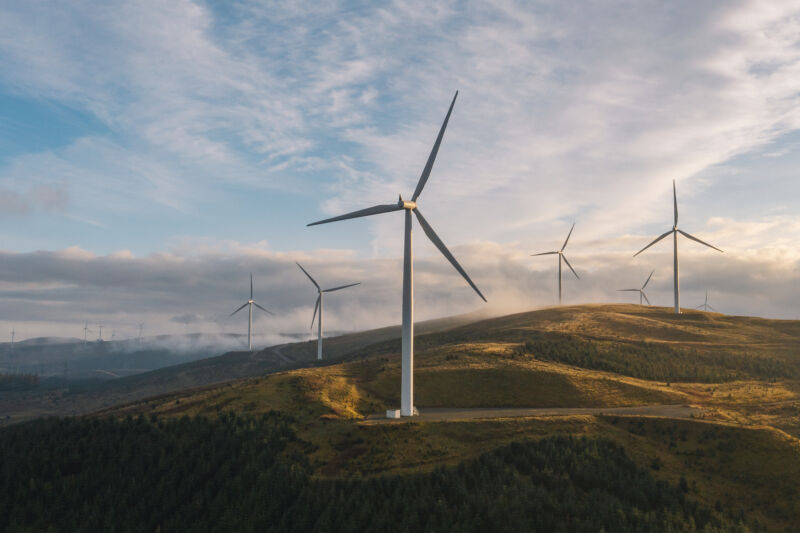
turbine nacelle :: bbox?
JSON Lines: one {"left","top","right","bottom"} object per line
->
{"left": 398, "top": 198, "right": 417, "bottom": 210}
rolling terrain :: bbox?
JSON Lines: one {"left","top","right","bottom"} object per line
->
{"left": 4, "top": 304, "right": 800, "bottom": 530}
{"left": 0, "top": 311, "right": 484, "bottom": 425}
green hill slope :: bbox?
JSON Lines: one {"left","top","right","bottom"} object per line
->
{"left": 5, "top": 304, "right": 800, "bottom": 531}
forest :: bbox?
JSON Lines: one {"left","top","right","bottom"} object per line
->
{"left": 0, "top": 412, "right": 744, "bottom": 532}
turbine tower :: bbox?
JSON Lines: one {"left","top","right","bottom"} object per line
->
{"left": 696, "top": 291, "right": 717, "bottom": 312}
{"left": 618, "top": 270, "right": 654, "bottom": 305}
{"left": 137, "top": 322, "right": 144, "bottom": 343}
{"left": 296, "top": 262, "right": 360, "bottom": 360}
{"left": 83, "top": 321, "right": 93, "bottom": 344}
{"left": 531, "top": 224, "right": 580, "bottom": 304}
{"left": 634, "top": 180, "right": 722, "bottom": 314}
{"left": 97, "top": 325, "right": 103, "bottom": 342}
{"left": 308, "top": 91, "right": 486, "bottom": 417}
{"left": 229, "top": 273, "right": 274, "bottom": 351}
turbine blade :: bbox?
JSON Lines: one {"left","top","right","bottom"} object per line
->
{"left": 531, "top": 251, "right": 559, "bottom": 256}
{"left": 617, "top": 289, "right": 640, "bottom": 292}
{"left": 642, "top": 269, "right": 655, "bottom": 289}
{"left": 642, "top": 291, "right": 651, "bottom": 305}
{"left": 677, "top": 230, "right": 723, "bottom": 252}
{"left": 561, "top": 223, "right": 575, "bottom": 251}
{"left": 413, "top": 208, "right": 486, "bottom": 302}
{"left": 323, "top": 282, "right": 361, "bottom": 293}
{"left": 695, "top": 304, "right": 704, "bottom": 309}
{"left": 311, "top": 295, "right": 320, "bottom": 329}
{"left": 633, "top": 229, "right": 672, "bottom": 257}
{"left": 229, "top": 302, "right": 248, "bottom": 317}
{"left": 250, "top": 272, "right": 253, "bottom": 299}
{"left": 673, "top": 179, "right": 678, "bottom": 227}
{"left": 307, "top": 204, "right": 402, "bottom": 226}
{"left": 296, "top": 262, "right": 320, "bottom": 289}
{"left": 253, "top": 302, "right": 274, "bottom": 315}
{"left": 411, "top": 91, "right": 458, "bottom": 202}
{"left": 562, "top": 255, "right": 580, "bottom": 279}
{"left": 708, "top": 304, "right": 718, "bottom": 312}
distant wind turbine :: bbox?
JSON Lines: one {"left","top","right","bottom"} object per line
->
{"left": 696, "top": 291, "right": 718, "bottom": 312}
{"left": 137, "top": 322, "right": 144, "bottom": 343}
{"left": 618, "top": 270, "right": 654, "bottom": 305}
{"left": 97, "top": 325, "right": 103, "bottom": 342}
{"left": 307, "top": 91, "right": 486, "bottom": 417}
{"left": 634, "top": 180, "right": 722, "bottom": 314}
{"left": 83, "top": 321, "right": 92, "bottom": 344}
{"left": 229, "top": 273, "right": 274, "bottom": 351}
{"left": 532, "top": 223, "right": 580, "bottom": 305}
{"left": 296, "top": 262, "right": 360, "bottom": 360}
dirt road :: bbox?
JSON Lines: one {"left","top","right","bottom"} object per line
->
{"left": 366, "top": 404, "right": 702, "bottom": 422}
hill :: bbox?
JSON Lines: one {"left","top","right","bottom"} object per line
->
{"left": 0, "top": 311, "right": 483, "bottom": 425}
{"left": 4, "top": 304, "right": 800, "bottom": 530}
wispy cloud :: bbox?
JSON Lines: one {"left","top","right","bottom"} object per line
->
{"left": 0, "top": 1, "right": 799, "bottom": 323}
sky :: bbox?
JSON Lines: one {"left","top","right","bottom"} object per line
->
{"left": 1, "top": 0, "right": 800, "bottom": 342}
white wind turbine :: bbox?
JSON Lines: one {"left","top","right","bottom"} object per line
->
{"left": 296, "top": 262, "right": 360, "bottom": 361}
{"left": 531, "top": 223, "right": 580, "bottom": 305}
{"left": 634, "top": 180, "right": 722, "bottom": 314}
{"left": 307, "top": 91, "right": 486, "bottom": 417}
{"left": 696, "top": 291, "right": 718, "bottom": 312}
{"left": 83, "top": 321, "right": 93, "bottom": 344}
{"left": 618, "top": 270, "right": 655, "bottom": 305}
{"left": 229, "top": 273, "right": 274, "bottom": 351}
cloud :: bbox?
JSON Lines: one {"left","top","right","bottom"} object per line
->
{"left": 170, "top": 313, "right": 204, "bottom": 325}
{"left": 0, "top": 1, "right": 799, "bottom": 323}
{"left": 1, "top": 231, "right": 798, "bottom": 342}
{"left": 0, "top": 185, "right": 68, "bottom": 216}
{"left": 2, "top": 1, "right": 799, "bottom": 241}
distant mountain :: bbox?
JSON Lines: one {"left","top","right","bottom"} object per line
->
{"left": 0, "top": 332, "right": 301, "bottom": 380}
{"left": 12, "top": 336, "right": 83, "bottom": 347}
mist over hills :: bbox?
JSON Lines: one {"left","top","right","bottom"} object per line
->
{"left": 0, "top": 332, "right": 310, "bottom": 380}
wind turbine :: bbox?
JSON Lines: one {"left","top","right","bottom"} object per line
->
{"left": 696, "top": 291, "right": 718, "bottom": 312}
{"left": 97, "top": 325, "right": 103, "bottom": 342}
{"left": 308, "top": 91, "right": 486, "bottom": 417}
{"left": 634, "top": 180, "right": 722, "bottom": 314}
{"left": 137, "top": 322, "right": 144, "bottom": 343}
{"left": 531, "top": 224, "right": 580, "bottom": 304}
{"left": 618, "top": 270, "right": 654, "bottom": 305}
{"left": 296, "top": 262, "right": 360, "bottom": 361}
{"left": 229, "top": 273, "right": 274, "bottom": 351}
{"left": 83, "top": 321, "right": 93, "bottom": 344}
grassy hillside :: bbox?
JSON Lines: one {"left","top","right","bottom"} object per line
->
{"left": 0, "top": 311, "right": 483, "bottom": 426}
{"left": 7, "top": 304, "right": 800, "bottom": 530}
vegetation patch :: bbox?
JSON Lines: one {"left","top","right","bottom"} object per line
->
{"left": 0, "top": 415, "right": 742, "bottom": 532}
{"left": 519, "top": 330, "right": 800, "bottom": 382}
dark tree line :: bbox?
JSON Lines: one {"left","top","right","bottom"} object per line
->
{"left": 1, "top": 413, "right": 744, "bottom": 532}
